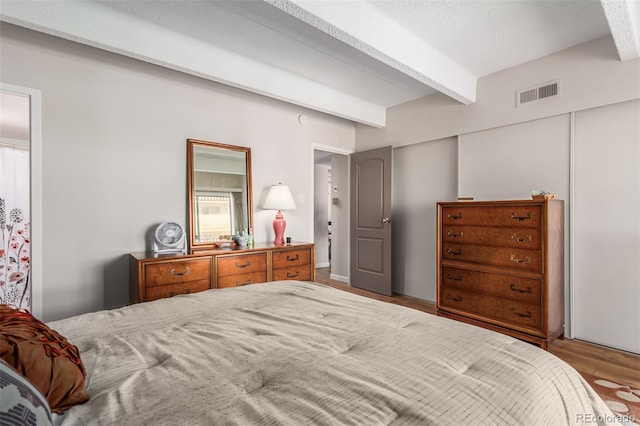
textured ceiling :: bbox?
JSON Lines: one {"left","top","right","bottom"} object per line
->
{"left": 1, "top": 0, "right": 638, "bottom": 127}
{"left": 369, "top": 0, "right": 612, "bottom": 77}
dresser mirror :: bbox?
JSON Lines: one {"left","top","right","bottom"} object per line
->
{"left": 187, "top": 139, "right": 253, "bottom": 251}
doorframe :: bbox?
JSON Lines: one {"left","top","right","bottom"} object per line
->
{"left": 310, "top": 143, "right": 353, "bottom": 283}
{"left": 1, "top": 83, "right": 43, "bottom": 319}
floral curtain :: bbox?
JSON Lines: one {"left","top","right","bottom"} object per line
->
{"left": 0, "top": 145, "right": 31, "bottom": 310}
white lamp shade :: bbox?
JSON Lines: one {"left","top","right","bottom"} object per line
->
{"left": 263, "top": 184, "right": 296, "bottom": 210}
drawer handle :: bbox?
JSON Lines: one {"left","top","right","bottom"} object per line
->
{"left": 510, "top": 284, "right": 532, "bottom": 293}
{"left": 169, "top": 289, "right": 190, "bottom": 297}
{"left": 286, "top": 254, "right": 299, "bottom": 262}
{"left": 287, "top": 271, "right": 299, "bottom": 278}
{"left": 235, "top": 260, "right": 251, "bottom": 269}
{"left": 447, "top": 230, "right": 464, "bottom": 238}
{"left": 236, "top": 279, "right": 252, "bottom": 286}
{"left": 447, "top": 248, "right": 463, "bottom": 256}
{"left": 510, "top": 254, "right": 531, "bottom": 264}
{"left": 511, "top": 233, "right": 532, "bottom": 243}
{"left": 170, "top": 267, "right": 190, "bottom": 277}
{"left": 447, "top": 212, "right": 464, "bottom": 220}
{"left": 510, "top": 212, "right": 532, "bottom": 221}
{"left": 446, "top": 273, "right": 463, "bottom": 282}
{"left": 447, "top": 294, "right": 463, "bottom": 302}
{"left": 510, "top": 308, "right": 532, "bottom": 318}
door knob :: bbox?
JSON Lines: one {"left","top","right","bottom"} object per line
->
{"left": 382, "top": 217, "right": 392, "bottom": 224}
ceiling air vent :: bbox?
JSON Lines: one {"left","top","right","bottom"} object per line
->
{"left": 516, "top": 80, "right": 561, "bottom": 107}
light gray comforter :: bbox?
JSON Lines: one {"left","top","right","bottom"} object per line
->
{"left": 50, "top": 281, "right": 619, "bottom": 425}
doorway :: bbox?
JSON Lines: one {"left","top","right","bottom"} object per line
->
{"left": 312, "top": 145, "right": 351, "bottom": 284}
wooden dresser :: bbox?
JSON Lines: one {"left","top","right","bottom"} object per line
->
{"left": 130, "top": 242, "right": 315, "bottom": 303}
{"left": 436, "top": 200, "right": 564, "bottom": 349}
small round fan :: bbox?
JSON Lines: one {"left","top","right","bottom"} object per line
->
{"left": 153, "top": 222, "right": 186, "bottom": 254}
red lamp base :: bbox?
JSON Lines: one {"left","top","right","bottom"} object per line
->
{"left": 272, "top": 210, "right": 287, "bottom": 246}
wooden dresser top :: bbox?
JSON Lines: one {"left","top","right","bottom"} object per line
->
{"left": 130, "top": 241, "right": 314, "bottom": 262}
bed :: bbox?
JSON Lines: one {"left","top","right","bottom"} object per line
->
{"left": 44, "top": 280, "right": 619, "bottom": 425}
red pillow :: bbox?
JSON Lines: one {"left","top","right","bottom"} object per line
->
{"left": 0, "top": 305, "right": 89, "bottom": 413}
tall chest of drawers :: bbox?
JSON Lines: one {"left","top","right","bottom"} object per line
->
{"left": 130, "top": 242, "right": 315, "bottom": 304}
{"left": 437, "top": 200, "right": 564, "bottom": 349}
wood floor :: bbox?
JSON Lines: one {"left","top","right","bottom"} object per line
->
{"left": 315, "top": 268, "right": 640, "bottom": 389}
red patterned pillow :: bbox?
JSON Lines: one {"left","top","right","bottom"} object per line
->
{"left": 0, "top": 305, "right": 89, "bottom": 413}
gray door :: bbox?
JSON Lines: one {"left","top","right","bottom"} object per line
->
{"left": 350, "top": 146, "right": 392, "bottom": 295}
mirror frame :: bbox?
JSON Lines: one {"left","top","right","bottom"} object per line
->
{"left": 187, "top": 139, "right": 253, "bottom": 252}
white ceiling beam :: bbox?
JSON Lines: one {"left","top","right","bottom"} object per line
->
{"left": 0, "top": 1, "right": 387, "bottom": 127}
{"left": 266, "top": 0, "right": 477, "bottom": 104}
{"left": 600, "top": 0, "right": 640, "bottom": 61}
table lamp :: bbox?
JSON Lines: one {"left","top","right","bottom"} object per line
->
{"left": 263, "top": 183, "right": 296, "bottom": 245}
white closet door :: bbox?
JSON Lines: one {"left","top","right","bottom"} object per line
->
{"left": 574, "top": 100, "right": 640, "bottom": 354}
{"left": 393, "top": 137, "right": 458, "bottom": 302}
{"left": 459, "top": 115, "right": 571, "bottom": 202}
{"left": 459, "top": 115, "right": 572, "bottom": 333}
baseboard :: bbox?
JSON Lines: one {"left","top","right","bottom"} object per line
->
{"left": 329, "top": 273, "right": 349, "bottom": 284}
{"left": 316, "top": 262, "right": 330, "bottom": 268}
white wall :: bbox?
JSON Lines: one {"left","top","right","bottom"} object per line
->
{"left": 314, "top": 163, "right": 330, "bottom": 268}
{"left": 330, "top": 153, "right": 349, "bottom": 282}
{"left": 0, "top": 24, "right": 355, "bottom": 321}
{"left": 356, "top": 36, "right": 640, "bottom": 149}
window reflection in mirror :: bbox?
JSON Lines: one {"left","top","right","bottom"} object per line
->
{"left": 188, "top": 140, "right": 253, "bottom": 251}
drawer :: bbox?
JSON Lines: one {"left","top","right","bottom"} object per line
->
{"left": 144, "top": 258, "right": 211, "bottom": 287}
{"left": 217, "top": 272, "right": 267, "bottom": 288}
{"left": 145, "top": 279, "right": 210, "bottom": 302}
{"left": 442, "top": 243, "right": 542, "bottom": 273}
{"left": 273, "top": 249, "right": 311, "bottom": 269}
{"left": 441, "top": 226, "right": 541, "bottom": 249}
{"left": 441, "top": 266, "right": 541, "bottom": 303}
{"left": 273, "top": 265, "right": 312, "bottom": 281}
{"left": 217, "top": 253, "right": 267, "bottom": 277}
{"left": 441, "top": 205, "right": 542, "bottom": 228}
{"left": 439, "top": 289, "right": 542, "bottom": 332}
